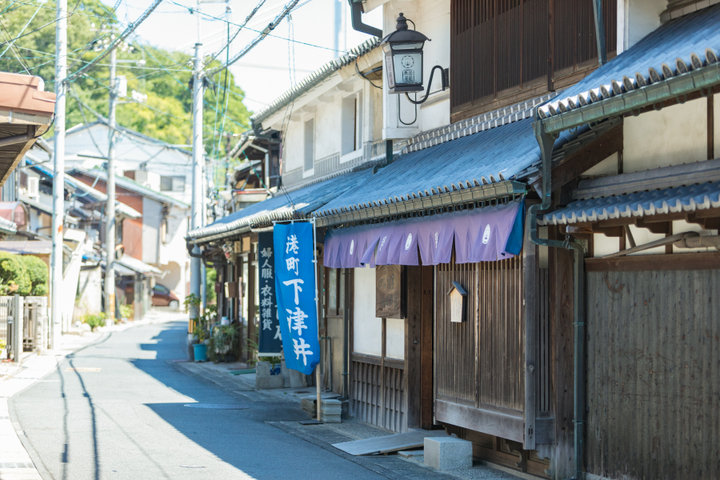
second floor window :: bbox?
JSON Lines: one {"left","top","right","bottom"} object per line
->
{"left": 450, "top": 0, "right": 616, "bottom": 121}
{"left": 341, "top": 93, "right": 362, "bottom": 156}
{"left": 160, "top": 175, "right": 185, "bottom": 192}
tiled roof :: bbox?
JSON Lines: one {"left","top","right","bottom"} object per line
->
{"left": 542, "top": 181, "right": 720, "bottom": 225}
{"left": 252, "top": 38, "right": 380, "bottom": 126}
{"left": 538, "top": 4, "right": 720, "bottom": 119}
{"left": 187, "top": 167, "right": 377, "bottom": 241}
{"left": 314, "top": 117, "right": 578, "bottom": 218}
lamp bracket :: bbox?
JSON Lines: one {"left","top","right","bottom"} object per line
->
{"left": 404, "top": 65, "right": 449, "bottom": 105}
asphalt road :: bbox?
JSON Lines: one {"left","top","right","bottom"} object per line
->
{"left": 9, "top": 317, "right": 387, "bottom": 480}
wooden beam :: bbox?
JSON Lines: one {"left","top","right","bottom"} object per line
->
{"left": 435, "top": 399, "right": 555, "bottom": 445}
{"left": 592, "top": 225, "right": 624, "bottom": 237}
{"left": 585, "top": 252, "right": 720, "bottom": 272}
{"left": 550, "top": 123, "right": 623, "bottom": 192}
{"left": 636, "top": 220, "right": 670, "bottom": 234}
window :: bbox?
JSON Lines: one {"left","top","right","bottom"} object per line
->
{"left": 450, "top": 0, "right": 616, "bottom": 121}
{"left": 160, "top": 175, "right": 185, "bottom": 192}
{"left": 341, "top": 93, "right": 362, "bottom": 155}
{"left": 303, "top": 118, "right": 315, "bottom": 171}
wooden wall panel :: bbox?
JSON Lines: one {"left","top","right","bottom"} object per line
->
{"left": 435, "top": 255, "right": 525, "bottom": 412}
{"left": 351, "top": 358, "right": 406, "bottom": 432}
{"left": 586, "top": 268, "right": 720, "bottom": 480}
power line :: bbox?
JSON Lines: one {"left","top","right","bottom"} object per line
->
{"left": 66, "top": 0, "right": 164, "bottom": 83}
{"left": 0, "top": 1, "right": 44, "bottom": 61}
{"left": 208, "top": 0, "right": 267, "bottom": 64}
{"left": 206, "top": 0, "right": 301, "bottom": 77}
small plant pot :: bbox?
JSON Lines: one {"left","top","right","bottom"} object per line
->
{"left": 193, "top": 343, "right": 208, "bottom": 362}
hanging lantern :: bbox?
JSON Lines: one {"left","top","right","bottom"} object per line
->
{"left": 380, "top": 13, "right": 430, "bottom": 94}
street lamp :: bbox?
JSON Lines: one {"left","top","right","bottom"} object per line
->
{"left": 380, "top": 13, "right": 448, "bottom": 104}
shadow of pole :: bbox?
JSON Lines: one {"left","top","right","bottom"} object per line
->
{"left": 67, "top": 356, "right": 101, "bottom": 480}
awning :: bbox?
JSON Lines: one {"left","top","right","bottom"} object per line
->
{"left": 324, "top": 200, "right": 524, "bottom": 268}
{"left": 542, "top": 181, "right": 720, "bottom": 225}
{"left": 115, "top": 255, "right": 162, "bottom": 276}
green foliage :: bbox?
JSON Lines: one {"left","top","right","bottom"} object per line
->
{"left": 21, "top": 255, "right": 48, "bottom": 296}
{"left": 206, "top": 266, "right": 217, "bottom": 304}
{"left": 213, "top": 324, "right": 239, "bottom": 357}
{"left": 0, "top": 252, "right": 31, "bottom": 296}
{"left": 184, "top": 293, "right": 201, "bottom": 316}
{"left": 0, "top": 0, "right": 251, "bottom": 152}
{"left": 119, "top": 304, "right": 133, "bottom": 320}
{"left": 82, "top": 312, "right": 106, "bottom": 331}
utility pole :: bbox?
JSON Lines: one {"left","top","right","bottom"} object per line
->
{"left": 190, "top": 40, "right": 204, "bottom": 322}
{"left": 51, "top": 0, "right": 67, "bottom": 349}
{"left": 105, "top": 46, "right": 117, "bottom": 324}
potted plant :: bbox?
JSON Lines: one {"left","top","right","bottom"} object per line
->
{"left": 212, "top": 323, "right": 238, "bottom": 362}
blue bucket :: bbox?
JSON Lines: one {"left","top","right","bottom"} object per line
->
{"left": 193, "top": 343, "right": 208, "bottom": 362}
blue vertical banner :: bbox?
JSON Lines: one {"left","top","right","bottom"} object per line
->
{"left": 273, "top": 221, "right": 320, "bottom": 374}
{"left": 257, "top": 232, "right": 282, "bottom": 356}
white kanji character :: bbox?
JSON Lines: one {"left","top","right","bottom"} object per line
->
{"left": 286, "top": 256, "right": 300, "bottom": 275}
{"left": 282, "top": 278, "right": 304, "bottom": 304}
{"left": 274, "top": 324, "right": 282, "bottom": 340}
{"left": 261, "top": 267, "right": 273, "bottom": 279}
{"left": 261, "top": 297, "right": 273, "bottom": 308}
{"left": 292, "top": 337, "right": 314, "bottom": 366}
{"left": 260, "top": 285, "right": 272, "bottom": 296}
{"left": 286, "top": 234, "right": 299, "bottom": 255}
{"left": 260, "top": 247, "right": 272, "bottom": 259}
{"left": 262, "top": 316, "right": 273, "bottom": 331}
{"left": 286, "top": 307, "right": 308, "bottom": 336}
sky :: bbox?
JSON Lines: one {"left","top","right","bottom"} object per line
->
{"left": 102, "top": 0, "right": 382, "bottom": 114}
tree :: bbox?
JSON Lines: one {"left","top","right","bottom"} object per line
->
{"left": 0, "top": 0, "right": 251, "bottom": 151}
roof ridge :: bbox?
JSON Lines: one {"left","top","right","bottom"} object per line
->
{"left": 403, "top": 93, "right": 557, "bottom": 154}
{"left": 252, "top": 37, "right": 381, "bottom": 125}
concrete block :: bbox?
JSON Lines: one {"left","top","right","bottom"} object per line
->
{"left": 424, "top": 437, "right": 472, "bottom": 471}
{"left": 255, "top": 361, "right": 284, "bottom": 389}
{"left": 281, "top": 361, "right": 307, "bottom": 388}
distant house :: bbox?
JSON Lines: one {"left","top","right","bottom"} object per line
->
{"left": 69, "top": 167, "right": 190, "bottom": 307}
{"left": 64, "top": 121, "right": 193, "bottom": 205}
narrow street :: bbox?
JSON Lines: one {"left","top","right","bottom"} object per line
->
{"left": 8, "top": 314, "right": 406, "bottom": 480}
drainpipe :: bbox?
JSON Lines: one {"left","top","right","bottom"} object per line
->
{"left": 529, "top": 121, "right": 586, "bottom": 480}
{"left": 592, "top": 0, "right": 607, "bottom": 65}
{"left": 348, "top": 0, "right": 382, "bottom": 37}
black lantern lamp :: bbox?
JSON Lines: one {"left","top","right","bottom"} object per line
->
{"left": 380, "top": 13, "right": 448, "bottom": 103}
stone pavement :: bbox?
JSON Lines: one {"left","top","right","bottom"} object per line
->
{"left": 0, "top": 309, "right": 174, "bottom": 480}
{"left": 175, "top": 360, "right": 533, "bottom": 480}
{"left": 1, "top": 311, "right": 533, "bottom": 480}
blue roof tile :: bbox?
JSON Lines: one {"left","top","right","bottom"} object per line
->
{"left": 540, "top": 4, "right": 720, "bottom": 118}
{"left": 543, "top": 181, "right": 720, "bottom": 225}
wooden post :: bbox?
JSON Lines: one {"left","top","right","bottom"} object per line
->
{"left": 12, "top": 295, "right": 24, "bottom": 362}
{"left": 524, "top": 214, "right": 538, "bottom": 450}
{"left": 247, "top": 245, "right": 256, "bottom": 362}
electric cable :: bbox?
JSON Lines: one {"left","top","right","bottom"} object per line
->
{"left": 66, "top": 0, "right": 164, "bottom": 83}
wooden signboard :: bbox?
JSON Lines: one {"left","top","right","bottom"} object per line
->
{"left": 376, "top": 265, "right": 405, "bottom": 318}
{"left": 448, "top": 281, "right": 467, "bottom": 323}
{"left": 224, "top": 281, "right": 238, "bottom": 298}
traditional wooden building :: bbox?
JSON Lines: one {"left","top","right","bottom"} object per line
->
{"left": 535, "top": 5, "right": 720, "bottom": 479}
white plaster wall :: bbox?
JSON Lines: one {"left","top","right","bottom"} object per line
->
{"left": 315, "top": 97, "right": 341, "bottom": 159}
{"left": 582, "top": 152, "right": 619, "bottom": 178}
{"left": 627, "top": 225, "right": 666, "bottom": 254}
{"left": 623, "top": 98, "right": 707, "bottom": 173}
{"left": 386, "top": 317, "right": 405, "bottom": 359}
{"left": 617, "top": 0, "right": 664, "bottom": 54}
{"left": 592, "top": 234, "right": 619, "bottom": 257}
{"left": 353, "top": 266, "right": 382, "bottom": 356}
{"left": 282, "top": 119, "right": 304, "bottom": 172}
